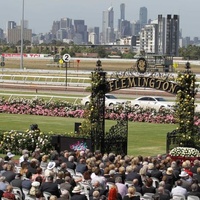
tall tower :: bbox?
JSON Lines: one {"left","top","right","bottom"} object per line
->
{"left": 139, "top": 7, "right": 148, "bottom": 30}
{"left": 120, "top": 3, "right": 125, "bottom": 20}
{"left": 157, "top": 14, "right": 180, "bottom": 56}
{"left": 102, "top": 6, "right": 115, "bottom": 44}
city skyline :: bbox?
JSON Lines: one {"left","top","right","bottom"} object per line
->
{"left": 1, "top": 0, "right": 200, "bottom": 38}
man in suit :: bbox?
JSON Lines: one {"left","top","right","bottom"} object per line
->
{"left": 125, "top": 165, "right": 143, "bottom": 187}
{"left": 40, "top": 175, "right": 60, "bottom": 198}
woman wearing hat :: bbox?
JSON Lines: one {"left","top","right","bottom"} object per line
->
{"left": 71, "top": 185, "right": 87, "bottom": 200}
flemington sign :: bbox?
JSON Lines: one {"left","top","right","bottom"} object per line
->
{"left": 107, "top": 76, "right": 180, "bottom": 94}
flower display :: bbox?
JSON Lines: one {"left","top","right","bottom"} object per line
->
{"left": 169, "top": 147, "right": 199, "bottom": 157}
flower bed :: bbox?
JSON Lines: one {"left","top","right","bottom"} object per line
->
{"left": 168, "top": 147, "right": 200, "bottom": 165}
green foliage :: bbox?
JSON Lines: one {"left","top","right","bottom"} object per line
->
{"left": 175, "top": 69, "right": 198, "bottom": 147}
{"left": 179, "top": 45, "right": 200, "bottom": 60}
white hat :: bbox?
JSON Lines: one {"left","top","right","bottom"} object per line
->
{"left": 179, "top": 171, "right": 189, "bottom": 177}
{"left": 31, "top": 181, "right": 40, "bottom": 187}
{"left": 72, "top": 185, "right": 82, "bottom": 193}
{"left": 47, "top": 161, "right": 56, "bottom": 170}
{"left": 7, "top": 152, "right": 15, "bottom": 158}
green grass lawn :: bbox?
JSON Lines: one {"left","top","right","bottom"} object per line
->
{"left": 0, "top": 113, "right": 177, "bottom": 156}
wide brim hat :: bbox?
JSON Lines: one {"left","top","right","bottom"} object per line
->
{"left": 32, "top": 181, "right": 40, "bottom": 187}
{"left": 179, "top": 171, "right": 188, "bottom": 177}
{"left": 47, "top": 161, "right": 56, "bottom": 170}
{"left": 72, "top": 185, "right": 82, "bottom": 193}
{"left": 7, "top": 152, "right": 15, "bottom": 158}
{"left": 166, "top": 167, "right": 173, "bottom": 175}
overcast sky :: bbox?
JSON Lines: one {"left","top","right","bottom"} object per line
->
{"left": 1, "top": 0, "right": 199, "bottom": 38}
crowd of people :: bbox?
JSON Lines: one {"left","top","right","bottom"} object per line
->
{"left": 0, "top": 148, "right": 199, "bottom": 200}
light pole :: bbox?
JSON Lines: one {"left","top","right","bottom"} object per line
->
{"left": 20, "top": 0, "right": 24, "bottom": 70}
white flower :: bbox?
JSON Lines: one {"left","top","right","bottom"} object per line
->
{"left": 169, "top": 147, "right": 199, "bottom": 157}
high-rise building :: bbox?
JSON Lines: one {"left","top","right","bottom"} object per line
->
{"left": 73, "top": 20, "right": 88, "bottom": 44}
{"left": 102, "top": 6, "right": 115, "bottom": 44}
{"left": 131, "top": 20, "right": 140, "bottom": 36}
{"left": 7, "top": 26, "right": 32, "bottom": 44}
{"left": 7, "top": 21, "right": 17, "bottom": 30}
{"left": 139, "top": 7, "right": 148, "bottom": 30}
{"left": 120, "top": 3, "right": 125, "bottom": 20}
{"left": 157, "top": 14, "right": 180, "bottom": 56}
{"left": 139, "top": 24, "right": 158, "bottom": 53}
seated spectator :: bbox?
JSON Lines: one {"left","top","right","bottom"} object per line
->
{"left": 2, "top": 163, "right": 16, "bottom": 183}
{"left": 59, "top": 176, "right": 73, "bottom": 195}
{"left": 154, "top": 186, "right": 171, "bottom": 200}
{"left": 179, "top": 171, "right": 192, "bottom": 191}
{"left": 171, "top": 180, "right": 187, "bottom": 198}
{"left": 190, "top": 160, "right": 200, "bottom": 175}
{"left": 193, "top": 167, "right": 200, "bottom": 183}
{"left": 186, "top": 183, "right": 200, "bottom": 198}
{"left": 54, "top": 171, "right": 65, "bottom": 185}
{"left": 40, "top": 175, "right": 60, "bottom": 198}
{"left": 57, "top": 189, "right": 70, "bottom": 200}
{"left": 90, "top": 190, "right": 100, "bottom": 200}
{"left": 115, "top": 176, "right": 127, "bottom": 199}
{"left": 71, "top": 185, "right": 87, "bottom": 200}
{"left": 123, "top": 186, "right": 140, "bottom": 200}
{"left": 141, "top": 177, "right": 156, "bottom": 195}
{"left": 10, "top": 173, "right": 23, "bottom": 190}
{"left": 0, "top": 176, "right": 9, "bottom": 191}
{"left": 107, "top": 185, "right": 122, "bottom": 200}
{"left": 40, "top": 154, "right": 49, "bottom": 170}
{"left": 3, "top": 184, "right": 16, "bottom": 200}
{"left": 22, "top": 171, "right": 32, "bottom": 190}
{"left": 76, "top": 158, "right": 88, "bottom": 174}
{"left": 31, "top": 167, "right": 45, "bottom": 182}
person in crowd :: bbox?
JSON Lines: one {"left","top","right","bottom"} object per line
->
{"left": 2, "top": 163, "right": 16, "bottom": 183}
{"left": 59, "top": 176, "right": 73, "bottom": 195}
{"left": 141, "top": 177, "right": 156, "bottom": 195}
{"left": 19, "top": 149, "right": 29, "bottom": 165}
{"left": 29, "top": 181, "right": 42, "bottom": 198}
{"left": 40, "top": 175, "right": 60, "bottom": 198}
{"left": 115, "top": 166, "right": 126, "bottom": 184}
{"left": 150, "top": 163, "right": 163, "bottom": 181}
{"left": 123, "top": 186, "right": 140, "bottom": 200}
{"left": 193, "top": 167, "right": 200, "bottom": 183}
{"left": 190, "top": 160, "right": 200, "bottom": 175}
{"left": 132, "top": 179, "right": 142, "bottom": 194}
{"left": 32, "top": 148, "right": 42, "bottom": 162}
{"left": 4, "top": 152, "right": 15, "bottom": 163}
{"left": 90, "top": 190, "right": 100, "bottom": 200}
{"left": 49, "top": 195, "right": 58, "bottom": 200}
{"left": 27, "top": 158, "right": 38, "bottom": 174}
{"left": 154, "top": 186, "right": 171, "bottom": 200}
{"left": 107, "top": 170, "right": 116, "bottom": 184}
{"left": 3, "top": 184, "right": 16, "bottom": 200}
{"left": 125, "top": 166, "right": 143, "bottom": 187}
{"left": 91, "top": 167, "right": 107, "bottom": 190}
{"left": 57, "top": 189, "right": 70, "bottom": 200}
{"left": 10, "top": 173, "right": 23, "bottom": 190}
{"left": 171, "top": 179, "right": 187, "bottom": 198}
{"left": 31, "top": 167, "right": 45, "bottom": 182}
{"left": 44, "top": 161, "right": 56, "bottom": 179}
{"left": 76, "top": 158, "right": 88, "bottom": 174}
{"left": 66, "top": 155, "right": 76, "bottom": 171}
{"left": 182, "top": 161, "right": 193, "bottom": 177}
{"left": 139, "top": 166, "right": 148, "bottom": 185}
{"left": 162, "top": 167, "right": 175, "bottom": 191}
{"left": 115, "top": 176, "right": 128, "bottom": 199}
{"left": 178, "top": 171, "right": 192, "bottom": 191}
{"left": 186, "top": 183, "right": 200, "bottom": 198}
{"left": 54, "top": 171, "right": 65, "bottom": 185}
{"left": 20, "top": 162, "right": 29, "bottom": 178}
{"left": 22, "top": 171, "right": 32, "bottom": 190}
{"left": 0, "top": 176, "right": 9, "bottom": 191}
{"left": 71, "top": 185, "right": 87, "bottom": 200}
{"left": 40, "top": 154, "right": 49, "bottom": 170}
{"left": 107, "top": 185, "right": 122, "bottom": 200}
{"left": 89, "top": 180, "right": 108, "bottom": 198}
{"left": 59, "top": 162, "right": 68, "bottom": 174}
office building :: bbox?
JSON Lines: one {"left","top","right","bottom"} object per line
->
{"left": 73, "top": 20, "right": 88, "bottom": 44}
{"left": 120, "top": 3, "right": 125, "bottom": 20}
{"left": 139, "top": 7, "right": 148, "bottom": 30}
{"left": 139, "top": 23, "right": 158, "bottom": 53}
{"left": 102, "top": 6, "right": 115, "bottom": 44}
{"left": 7, "top": 26, "right": 32, "bottom": 44}
{"left": 157, "top": 14, "right": 180, "bottom": 56}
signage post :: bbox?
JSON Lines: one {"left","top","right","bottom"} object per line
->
{"left": 62, "top": 54, "right": 71, "bottom": 88}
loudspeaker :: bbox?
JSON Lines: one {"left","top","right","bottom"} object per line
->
{"left": 74, "top": 122, "right": 81, "bottom": 133}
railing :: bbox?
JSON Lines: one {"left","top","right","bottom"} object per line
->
{"left": 0, "top": 74, "right": 90, "bottom": 87}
